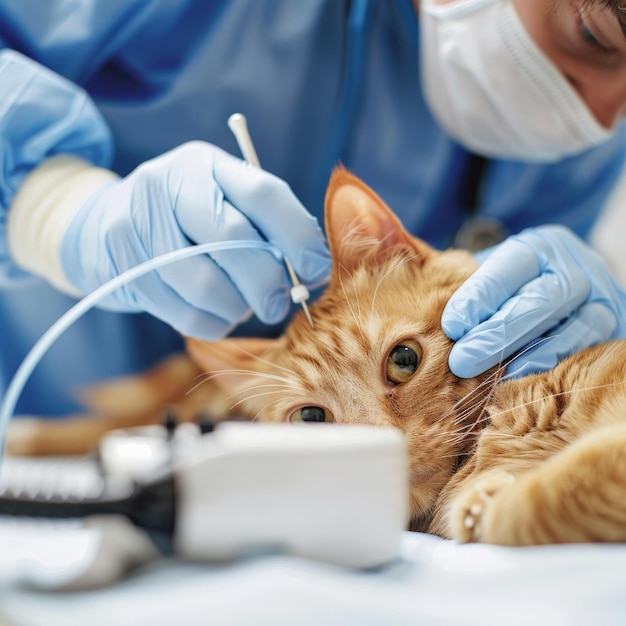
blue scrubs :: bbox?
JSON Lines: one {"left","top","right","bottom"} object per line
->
{"left": 0, "top": 0, "right": 625, "bottom": 416}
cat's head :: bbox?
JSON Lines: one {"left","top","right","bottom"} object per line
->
{"left": 187, "top": 168, "right": 490, "bottom": 526}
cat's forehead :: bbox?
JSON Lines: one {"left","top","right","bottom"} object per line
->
{"left": 337, "top": 246, "right": 473, "bottom": 292}
{"left": 317, "top": 251, "right": 469, "bottom": 328}
{"left": 282, "top": 289, "right": 434, "bottom": 372}
{"left": 277, "top": 246, "right": 476, "bottom": 371}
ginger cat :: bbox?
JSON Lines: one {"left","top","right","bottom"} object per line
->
{"left": 7, "top": 168, "right": 626, "bottom": 546}
{"left": 187, "top": 168, "right": 626, "bottom": 545}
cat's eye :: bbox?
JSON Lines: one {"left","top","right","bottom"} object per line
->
{"left": 290, "top": 406, "right": 332, "bottom": 423}
{"left": 386, "top": 340, "right": 422, "bottom": 385}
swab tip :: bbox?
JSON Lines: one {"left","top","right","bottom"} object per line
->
{"left": 227, "top": 112, "right": 247, "bottom": 133}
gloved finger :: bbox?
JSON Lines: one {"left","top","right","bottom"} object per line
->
{"left": 503, "top": 302, "right": 617, "bottom": 379}
{"left": 157, "top": 252, "right": 252, "bottom": 326}
{"left": 131, "top": 273, "right": 242, "bottom": 339}
{"left": 175, "top": 196, "right": 291, "bottom": 324}
{"left": 213, "top": 158, "right": 331, "bottom": 284}
{"left": 442, "top": 238, "right": 542, "bottom": 341}
{"left": 116, "top": 185, "right": 254, "bottom": 326}
{"left": 448, "top": 271, "right": 588, "bottom": 378}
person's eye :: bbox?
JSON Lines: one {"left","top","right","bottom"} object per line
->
{"left": 577, "top": 11, "right": 610, "bottom": 51}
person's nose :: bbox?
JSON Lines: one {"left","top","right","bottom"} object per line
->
{"left": 568, "top": 71, "right": 626, "bottom": 129}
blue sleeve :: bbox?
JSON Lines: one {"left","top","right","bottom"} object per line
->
{"left": 0, "top": 0, "right": 150, "bottom": 82}
{"left": 482, "top": 124, "right": 626, "bottom": 241}
{"left": 0, "top": 0, "right": 225, "bottom": 85}
{"left": 0, "top": 49, "right": 113, "bottom": 286}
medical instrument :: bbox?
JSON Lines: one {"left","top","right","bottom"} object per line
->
{"left": 0, "top": 240, "right": 281, "bottom": 459}
{"left": 1, "top": 420, "right": 408, "bottom": 575}
{"left": 228, "top": 113, "right": 314, "bottom": 327}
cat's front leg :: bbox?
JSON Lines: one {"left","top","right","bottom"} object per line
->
{"left": 448, "top": 469, "right": 516, "bottom": 543}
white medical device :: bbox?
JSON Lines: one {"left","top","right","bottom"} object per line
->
{"left": 2, "top": 421, "right": 408, "bottom": 572}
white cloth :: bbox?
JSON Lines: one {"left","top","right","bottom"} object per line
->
{"left": 2, "top": 521, "right": 626, "bottom": 625}
{"left": 3, "top": 454, "right": 625, "bottom": 625}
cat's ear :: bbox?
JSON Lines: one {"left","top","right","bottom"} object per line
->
{"left": 324, "top": 166, "right": 432, "bottom": 275}
{"left": 185, "top": 336, "right": 282, "bottom": 391}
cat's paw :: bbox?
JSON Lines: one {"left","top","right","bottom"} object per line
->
{"left": 449, "top": 470, "right": 515, "bottom": 543}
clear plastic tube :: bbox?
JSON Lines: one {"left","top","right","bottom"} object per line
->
{"left": 0, "top": 240, "right": 281, "bottom": 458}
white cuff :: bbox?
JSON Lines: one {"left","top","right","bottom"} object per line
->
{"left": 7, "top": 155, "right": 119, "bottom": 295}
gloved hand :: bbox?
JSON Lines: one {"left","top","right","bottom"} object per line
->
{"left": 442, "top": 225, "right": 626, "bottom": 378}
{"left": 59, "top": 141, "right": 330, "bottom": 339}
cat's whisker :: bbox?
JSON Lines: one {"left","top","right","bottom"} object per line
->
{"left": 444, "top": 391, "right": 492, "bottom": 429}
{"left": 337, "top": 263, "right": 367, "bottom": 344}
{"left": 441, "top": 374, "right": 500, "bottom": 420}
{"left": 227, "top": 388, "right": 291, "bottom": 411}
{"left": 449, "top": 408, "right": 485, "bottom": 435}
{"left": 441, "top": 413, "right": 496, "bottom": 443}
{"left": 450, "top": 379, "right": 498, "bottom": 417}
{"left": 457, "top": 377, "right": 502, "bottom": 434}
{"left": 444, "top": 376, "right": 506, "bottom": 447}
{"left": 445, "top": 336, "right": 573, "bottom": 435}
{"left": 448, "top": 336, "right": 560, "bottom": 421}
{"left": 441, "top": 380, "right": 626, "bottom": 453}
{"left": 452, "top": 379, "right": 497, "bottom": 412}
{"left": 196, "top": 368, "right": 291, "bottom": 385}
{"left": 430, "top": 422, "right": 488, "bottom": 459}
{"left": 186, "top": 368, "right": 292, "bottom": 395}
{"left": 445, "top": 421, "right": 480, "bottom": 444}
{"left": 208, "top": 340, "right": 303, "bottom": 382}
{"left": 186, "top": 371, "right": 225, "bottom": 394}
{"left": 495, "top": 334, "right": 564, "bottom": 378}
{"left": 370, "top": 251, "right": 429, "bottom": 315}
{"left": 245, "top": 358, "right": 300, "bottom": 381}
{"left": 448, "top": 344, "right": 556, "bottom": 432}
{"left": 450, "top": 364, "right": 508, "bottom": 419}
{"left": 225, "top": 382, "right": 296, "bottom": 404}
{"left": 248, "top": 397, "right": 286, "bottom": 423}
{"left": 425, "top": 423, "right": 476, "bottom": 456}
{"left": 485, "top": 381, "right": 625, "bottom": 422}
{"left": 444, "top": 398, "right": 482, "bottom": 426}
{"left": 224, "top": 379, "right": 296, "bottom": 400}
{"left": 452, "top": 389, "right": 494, "bottom": 443}
{"left": 446, "top": 414, "right": 493, "bottom": 446}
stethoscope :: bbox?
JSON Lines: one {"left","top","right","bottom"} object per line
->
{"left": 321, "top": 0, "right": 509, "bottom": 254}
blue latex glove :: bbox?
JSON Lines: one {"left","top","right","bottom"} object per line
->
{"left": 60, "top": 141, "right": 330, "bottom": 339}
{"left": 442, "top": 225, "right": 626, "bottom": 378}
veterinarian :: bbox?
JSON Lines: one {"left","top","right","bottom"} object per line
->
{"left": 0, "top": 0, "right": 625, "bottom": 417}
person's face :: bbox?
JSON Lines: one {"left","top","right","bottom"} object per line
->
{"left": 513, "top": 0, "right": 626, "bottom": 129}
{"left": 414, "top": 0, "right": 626, "bottom": 129}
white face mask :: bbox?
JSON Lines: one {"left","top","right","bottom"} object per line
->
{"left": 420, "top": 0, "right": 614, "bottom": 162}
